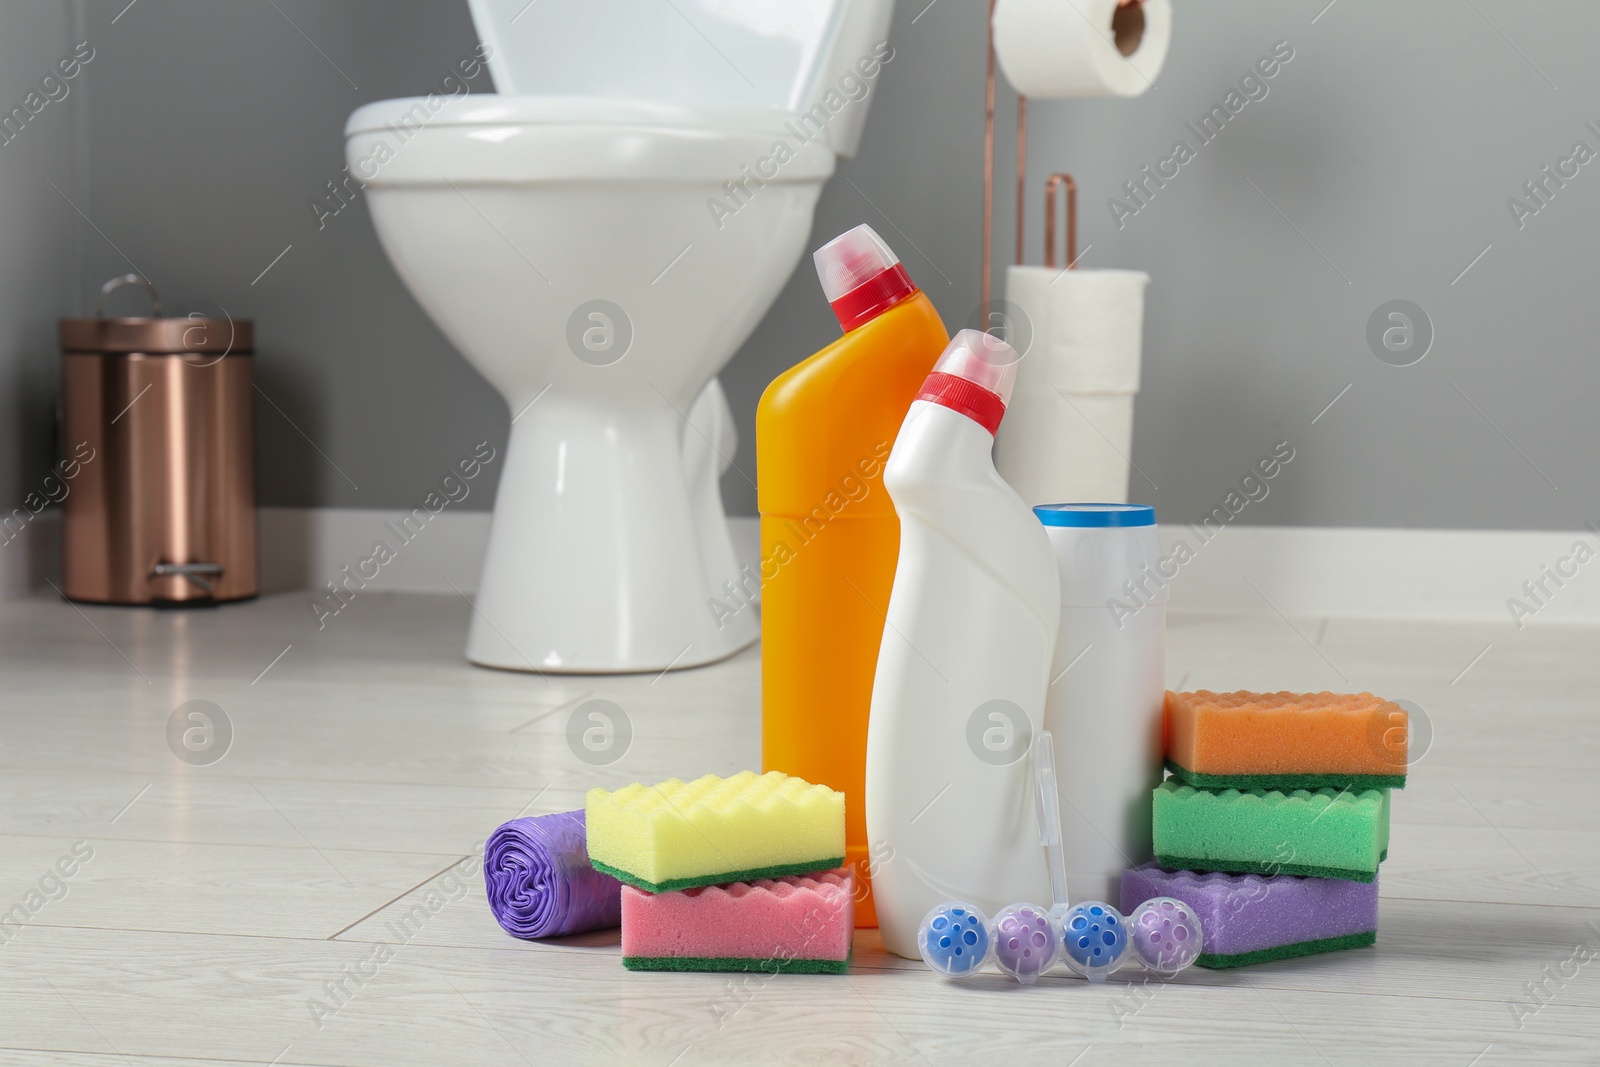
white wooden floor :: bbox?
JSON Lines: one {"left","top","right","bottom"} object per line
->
{"left": 0, "top": 588, "right": 1594, "bottom": 1065}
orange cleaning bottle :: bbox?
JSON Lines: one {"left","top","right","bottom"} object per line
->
{"left": 757, "top": 224, "right": 949, "bottom": 927}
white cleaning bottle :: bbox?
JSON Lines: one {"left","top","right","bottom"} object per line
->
{"left": 865, "top": 329, "right": 1061, "bottom": 960}
{"left": 1035, "top": 503, "right": 1166, "bottom": 905}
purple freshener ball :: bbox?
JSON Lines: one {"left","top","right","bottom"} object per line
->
{"left": 1131, "top": 896, "right": 1203, "bottom": 974}
{"left": 993, "top": 904, "right": 1057, "bottom": 983}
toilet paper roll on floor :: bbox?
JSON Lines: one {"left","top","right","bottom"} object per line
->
{"left": 994, "top": 265, "right": 1149, "bottom": 507}
{"left": 992, "top": 0, "right": 1172, "bottom": 98}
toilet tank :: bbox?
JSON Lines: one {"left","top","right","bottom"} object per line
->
{"left": 466, "top": 0, "right": 895, "bottom": 158}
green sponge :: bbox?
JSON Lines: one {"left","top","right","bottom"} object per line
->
{"left": 1152, "top": 781, "right": 1389, "bottom": 883}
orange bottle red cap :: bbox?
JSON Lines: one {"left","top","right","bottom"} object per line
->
{"left": 814, "top": 224, "right": 919, "bottom": 332}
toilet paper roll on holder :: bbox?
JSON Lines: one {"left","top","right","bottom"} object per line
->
{"left": 984, "top": 0, "right": 1141, "bottom": 312}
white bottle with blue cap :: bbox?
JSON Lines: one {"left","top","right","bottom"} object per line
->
{"left": 865, "top": 329, "right": 1059, "bottom": 960}
{"left": 1034, "top": 502, "right": 1167, "bottom": 905}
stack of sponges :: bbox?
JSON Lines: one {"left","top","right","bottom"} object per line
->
{"left": 586, "top": 770, "right": 854, "bottom": 973}
{"left": 1125, "top": 690, "right": 1408, "bottom": 969}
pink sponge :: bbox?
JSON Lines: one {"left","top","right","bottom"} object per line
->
{"left": 621, "top": 868, "right": 854, "bottom": 973}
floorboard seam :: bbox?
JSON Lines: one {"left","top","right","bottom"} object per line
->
{"left": 326, "top": 852, "right": 472, "bottom": 940}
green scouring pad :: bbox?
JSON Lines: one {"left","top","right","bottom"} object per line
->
{"left": 1165, "top": 759, "right": 1406, "bottom": 793}
{"left": 1198, "top": 931, "right": 1378, "bottom": 969}
{"left": 622, "top": 955, "right": 851, "bottom": 974}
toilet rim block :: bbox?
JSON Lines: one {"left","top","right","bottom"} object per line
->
{"left": 918, "top": 898, "right": 1203, "bottom": 983}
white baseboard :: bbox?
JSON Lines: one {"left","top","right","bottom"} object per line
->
{"left": 1156, "top": 523, "right": 1600, "bottom": 626}
{"left": 258, "top": 506, "right": 491, "bottom": 595}
{"left": 5, "top": 507, "right": 1597, "bottom": 627}
{"left": 260, "top": 507, "right": 756, "bottom": 599}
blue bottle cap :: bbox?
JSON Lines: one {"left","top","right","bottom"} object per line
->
{"left": 1033, "top": 503, "right": 1156, "bottom": 528}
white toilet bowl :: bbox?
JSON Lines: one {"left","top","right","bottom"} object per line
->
{"left": 347, "top": 1, "right": 894, "bottom": 673}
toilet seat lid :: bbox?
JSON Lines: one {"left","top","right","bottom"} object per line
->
{"left": 466, "top": 0, "right": 846, "bottom": 116}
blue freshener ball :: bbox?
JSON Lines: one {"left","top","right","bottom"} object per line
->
{"left": 918, "top": 901, "right": 993, "bottom": 977}
{"left": 1059, "top": 901, "right": 1130, "bottom": 979}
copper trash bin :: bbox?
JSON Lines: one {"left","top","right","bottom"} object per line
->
{"left": 59, "top": 275, "right": 257, "bottom": 605}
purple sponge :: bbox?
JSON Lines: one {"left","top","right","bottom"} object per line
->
{"left": 1121, "top": 862, "right": 1378, "bottom": 969}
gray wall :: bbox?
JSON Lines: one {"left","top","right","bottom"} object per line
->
{"left": 1004, "top": 1, "right": 1600, "bottom": 531}
{"left": 0, "top": 2, "right": 82, "bottom": 522}
{"left": 75, "top": 0, "right": 501, "bottom": 512}
{"left": 33, "top": 1, "right": 1600, "bottom": 530}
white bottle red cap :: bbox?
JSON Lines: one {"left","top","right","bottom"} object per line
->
{"left": 914, "top": 329, "right": 1020, "bottom": 435}
{"left": 813, "top": 224, "right": 919, "bottom": 332}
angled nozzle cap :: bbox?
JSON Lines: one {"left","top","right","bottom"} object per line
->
{"left": 933, "top": 329, "right": 1021, "bottom": 407}
{"left": 813, "top": 224, "right": 917, "bottom": 331}
{"left": 814, "top": 224, "right": 899, "bottom": 301}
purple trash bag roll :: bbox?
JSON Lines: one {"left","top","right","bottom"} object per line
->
{"left": 485, "top": 810, "right": 622, "bottom": 938}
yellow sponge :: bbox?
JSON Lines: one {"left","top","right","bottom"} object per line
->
{"left": 585, "top": 771, "right": 846, "bottom": 892}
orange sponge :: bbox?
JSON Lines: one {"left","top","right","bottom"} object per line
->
{"left": 1164, "top": 690, "right": 1408, "bottom": 791}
